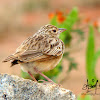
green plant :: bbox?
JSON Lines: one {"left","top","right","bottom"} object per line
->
{"left": 86, "top": 25, "right": 100, "bottom": 85}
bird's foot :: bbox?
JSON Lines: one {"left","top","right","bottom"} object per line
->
{"left": 38, "top": 80, "right": 61, "bottom": 87}
{"left": 38, "top": 80, "right": 54, "bottom": 84}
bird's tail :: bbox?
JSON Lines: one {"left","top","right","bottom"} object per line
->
{"left": 2, "top": 54, "right": 16, "bottom": 62}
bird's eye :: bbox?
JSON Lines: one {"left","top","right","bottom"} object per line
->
{"left": 53, "top": 30, "right": 56, "bottom": 32}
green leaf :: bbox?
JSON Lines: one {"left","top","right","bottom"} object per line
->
{"left": 72, "top": 29, "right": 84, "bottom": 37}
{"left": 67, "top": 62, "right": 77, "bottom": 73}
{"left": 21, "top": 70, "right": 32, "bottom": 79}
{"left": 63, "top": 52, "right": 69, "bottom": 57}
{"left": 90, "top": 49, "right": 100, "bottom": 80}
{"left": 86, "top": 25, "right": 97, "bottom": 85}
{"left": 59, "top": 7, "right": 78, "bottom": 45}
{"left": 60, "top": 7, "right": 78, "bottom": 29}
{"left": 63, "top": 52, "right": 77, "bottom": 72}
{"left": 50, "top": 16, "right": 58, "bottom": 26}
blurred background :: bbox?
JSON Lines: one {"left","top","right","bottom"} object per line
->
{"left": 0, "top": 0, "right": 100, "bottom": 100}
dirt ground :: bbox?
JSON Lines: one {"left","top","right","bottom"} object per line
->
{"left": 0, "top": 7, "right": 100, "bottom": 99}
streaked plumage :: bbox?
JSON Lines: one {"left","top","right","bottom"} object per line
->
{"left": 3, "top": 24, "right": 66, "bottom": 82}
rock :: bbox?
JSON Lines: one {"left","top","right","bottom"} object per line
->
{"left": 0, "top": 74, "right": 76, "bottom": 100}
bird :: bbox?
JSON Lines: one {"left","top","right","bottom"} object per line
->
{"left": 3, "top": 24, "right": 66, "bottom": 82}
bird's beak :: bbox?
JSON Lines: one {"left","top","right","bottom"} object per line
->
{"left": 58, "top": 28, "right": 66, "bottom": 34}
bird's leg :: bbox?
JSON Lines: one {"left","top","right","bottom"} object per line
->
{"left": 34, "top": 67, "right": 54, "bottom": 83}
{"left": 28, "top": 71, "right": 37, "bottom": 82}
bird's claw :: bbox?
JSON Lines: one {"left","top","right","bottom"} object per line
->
{"left": 38, "top": 80, "right": 61, "bottom": 87}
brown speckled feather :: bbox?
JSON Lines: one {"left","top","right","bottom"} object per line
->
{"left": 13, "top": 34, "right": 64, "bottom": 62}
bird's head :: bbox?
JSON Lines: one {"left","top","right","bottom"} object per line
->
{"left": 38, "top": 24, "right": 66, "bottom": 37}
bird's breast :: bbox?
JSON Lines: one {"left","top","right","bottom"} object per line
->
{"left": 21, "top": 55, "right": 62, "bottom": 74}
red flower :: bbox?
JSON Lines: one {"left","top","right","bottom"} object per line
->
{"left": 93, "top": 21, "right": 99, "bottom": 28}
{"left": 57, "top": 15, "right": 65, "bottom": 23}
{"left": 56, "top": 10, "right": 63, "bottom": 16}
{"left": 48, "top": 10, "right": 66, "bottom": 23}
{"left": 48, "top": 13, "right": 55, "bottom": 19}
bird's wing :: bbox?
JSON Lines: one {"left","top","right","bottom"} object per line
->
{"left": 13, "top": 34, "right": 64, "bottom": 62}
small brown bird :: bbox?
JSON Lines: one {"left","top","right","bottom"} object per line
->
{"left": 3, "top": 24, "right": 66, "bottom": 82}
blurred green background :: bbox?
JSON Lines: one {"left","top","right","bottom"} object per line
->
{"left": 0, "top": 0, "right": 100, "bottom": 100}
